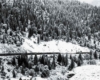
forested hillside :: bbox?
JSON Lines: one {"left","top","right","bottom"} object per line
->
{"left": 0, "top": 0, "right": 100, "bottom": 49}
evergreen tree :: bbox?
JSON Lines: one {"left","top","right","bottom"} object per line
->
{"left": 24, "top": 55, "right": 29, "bottom": 67}
{"left": 70, "top": 55, "right": 73, "bottom": 60}
{"left": 78, "top": 53, "right": 83, "bottom": 65}
{"left": 0, "top": 59, "right": 1, "bottom": 65}
{"left": 34, "top": 54, "right": 38, "bottom": 65}
{"left": 47, "top": 60, "right": 51, "bottom": 70}
{"left": 1, "top": 65, "right": 4, "bottom": 73}
{"left": 94, "top": 51, "right": 98, "bottom": 59}
{"left": 51, "top": 55, "right": 56, "bottom": 69}
{"left": 0, "top": 2, "right": 2, "bottom": 9}
{"left": 17, "top": 55, "right": 21, "bottom": 66}
{"left": 64, "top": 54, "right": 68, "bottom": 66}
{"left": 73, "top": 56, "right": 78, "bottom": 63}
{"left": 28, "top": 27, "right": 34, "bottom": 38}
{"left": 77, "top": 58, "right": 82, "bottom": 66}
{"left": 61, "top": 55, "right": 65, "bottom": 66}
{"left": 57, "top": 54, "right": 62, "bottom": 64}
{"left": 90, "top": 51, "right": 93, "bottom": 60}
{"left": 39, "top": 55, "right": 45, "bottom": 65}
{"left": 68, "top": 58, "right": 75, "bottom": 71}
{"left": 34, "top": 66, "right": 39, "bottom": 73}
{"left": 37, "top": 35, "right": 40, "bottom": 44}
{"left": 12, "top": 70, "right": 16, "bottom": 78}
{"left": 22, "top": 63, "right": 26, "bottom": 69}
{"left": 78, "top": 53, "right": 83, "bottom": 61}
{"left": 44, "top": 55, "right": 48, "bottom": 65}
{"left": 99, "top": 54, "right": 100, "bottom": 59}
{"left": 12, "top": 57, "right": 16, "bottom": 66}
{"left": 19, "top": 78, "right": 22, "bottom": 80}
{"left": 21, "top": 67, "right": 25, "bottom": 75}
{"left": 28, "top": 61, "right": 32, "bottom": 69}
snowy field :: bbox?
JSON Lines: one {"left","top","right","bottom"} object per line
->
{"left": 70, "top": 65, "right": 100, "bottom": 80}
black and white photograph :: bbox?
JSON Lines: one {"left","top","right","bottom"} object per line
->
{"left": 0, "top": 0, "right": 100, "bottom": 80}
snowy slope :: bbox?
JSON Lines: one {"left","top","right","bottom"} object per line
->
{"left": 21, "top": 37, "right": 90, "bottom": 53}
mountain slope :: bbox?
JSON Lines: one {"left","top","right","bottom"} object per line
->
{"left": 0, "top": 0, "right": 100, "bottom": 52}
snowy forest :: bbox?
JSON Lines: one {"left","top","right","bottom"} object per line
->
{"left": 0, "top": 0, "right": 100, "bottom": 80}
{"left": 0, "top": 0, "right": 100, "bottom": 49}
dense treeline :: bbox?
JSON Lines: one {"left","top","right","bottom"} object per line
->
{"left": 9, "top": 50, "right": 99, "bottom": 78}
{"left": 0, "top": 51, "right": 99, "bottom": 79}
{"left": 0, "top": 0, "right": 100, "bottom": 47}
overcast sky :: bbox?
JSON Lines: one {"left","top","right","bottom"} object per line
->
{"left": 77, "top": 0, "right": 100, "bottom": 6}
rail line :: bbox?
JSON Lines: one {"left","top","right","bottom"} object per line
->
{"left": 0, "top": 52, "right": 90, "bottom": 56}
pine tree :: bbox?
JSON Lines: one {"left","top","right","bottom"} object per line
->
{"left": 1, "top": 65, "right": 4, "bottom": 73}
{"left": 21, "top": 67, "right": 25, "bottom": 75}
{"left": 90, "top": 51, "right": 93, "bottom": 60}
{"left": 34, "top": 66, "right": 39, "bottom": 73}
{"left": 19, "top": 78, "right": 22, "bottom": 80}
{"left": 73, "top": 56, "right": 78, "bottom": 63}
{"left": 37, "top": 35, "right": 40, "bottom": 44}
{"left": 77, "top": 58, "right": 82, "bottom": 66}
{"left": 47, "top": 60, "right": 51, "bottom": 70}
{"left": 68, "top": 58, "right": 75, "bottom": 71}
{"left": 78, "top": 54, "right": 83, "bottom": 61}
{"left": 78, "top": 54, "right": 83, "bottom": 65}
{"left": 44, "top": 55, "right": 48, "bottom": 65}
{"left": 70, "top": 55, "right": 73, "bottom": 60}
{"left": 57, "top": 54, "right": 62, "bottom": 64}
{"left": 28, "top": 61, "right": 32, "bottom": 69}
{"left": 34, "top": 54, "right": 38, "bottom": 65}
{"left": 12, "top": 70, "right": 16, "bottom": 78}
{"left": 12, "top": 57, "right": 16, "bottom": 66}
{"left": 51, "top": 55, "right": 56, "bottom": 69}
{"left": 28, "top": 27, "right": 34, "bottom": 38}
{"left": 0, "top": 2, "right": 2, "bottom": 9}
{"left": 99, "top": 54, "right": 100, "bottom": 59}
{"left": 61, "top": 55, "right": 65, "bottom": 66}
{"left": 64, "top": 54, "right": 68, "bottom": 66}
{"left": 17, "top": 55, "right": 21, "bottom": 66}
{"left": 0, "top": 59, "right": 1, "bottom": 65}
{"left": 94, "top": 51, "right": 98, "bottom": 59}
{"left": 39, "top": 55, "right": 45, "bottom": 65}
{"left": 24, "top": 55, "right": 29, "bottom": 67}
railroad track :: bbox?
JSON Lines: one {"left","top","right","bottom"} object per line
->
{"left": 0, "top": 52, "right": 90, "bottom": 56}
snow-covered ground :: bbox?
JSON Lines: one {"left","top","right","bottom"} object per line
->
{"left": 0, "top": 44, "right": 25, "bottom": 53}
{"left": 70, "top": 65, "right": 100, "bottom": 80}
{"left": 21, "top": 37, "right": 90, "bottom": 53}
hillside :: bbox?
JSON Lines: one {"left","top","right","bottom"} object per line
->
{"left": 0, "top": 0, "right": 100, "bottom": 53}
{"left": 1, "top": 0, "right": 100, "bottom": 80}
{"left": 0, "top": 0, "right": 100, "bottom": 48}
{"left": 0, "top": 0, "right": 100, "bottom": 52}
